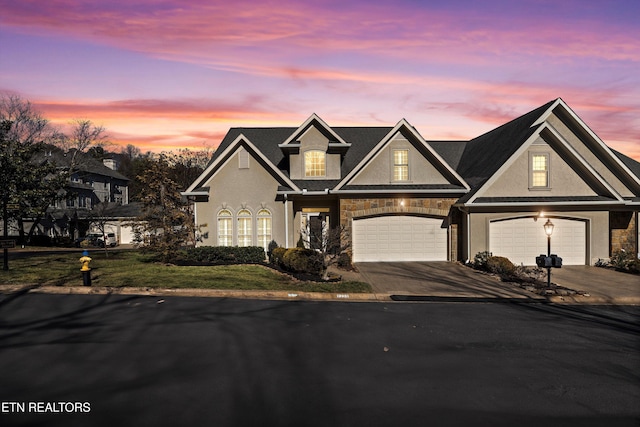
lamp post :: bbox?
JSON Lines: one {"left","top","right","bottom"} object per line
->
{"left": 543, "top": 219, "right": 554, "bottom": 288}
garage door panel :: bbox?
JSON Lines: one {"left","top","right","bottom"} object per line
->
{"left": 489, "top": 217, "right": 586, "bottom": 266}
{"left": 353, "top": 216, "right": 447, "bottom": 262}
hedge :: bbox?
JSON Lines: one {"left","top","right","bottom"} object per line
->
{"left": 183, "top": 246, "right": 266, "bottom": 264}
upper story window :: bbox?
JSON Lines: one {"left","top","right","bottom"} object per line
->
{"left": 530, "top": 153, "right": 549, "bottom": 188}
{"left": 393, "top": 149, "right": 409, "bottom": 181}
{"left": 304, "top": 150, "right": 326, "bottom": 177}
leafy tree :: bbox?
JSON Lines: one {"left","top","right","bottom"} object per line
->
{"left": 130, "top": 154, "right": 194, "bottom": 262}
{"left": 0, "top": 95, "right": 67, "bottom": 244}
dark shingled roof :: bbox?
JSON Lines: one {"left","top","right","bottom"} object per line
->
{"left": 341, "top": 184, "right": 466, "bottom": 191}
{"left": 209, "top": 126, "right": 393, "bottom": 180}
{"left": 612, "top": 149, "right": 640, "bottom": 180}
{"left": 473, "top": 196, "right": 619, "bottom": 204}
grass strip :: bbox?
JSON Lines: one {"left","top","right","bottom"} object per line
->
{"left": 1, "top": 250, "right": 372, "bottom": 293}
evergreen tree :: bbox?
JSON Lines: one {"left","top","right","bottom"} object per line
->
{"left": 130, "top": 154, "right": 194, "bottom": 262}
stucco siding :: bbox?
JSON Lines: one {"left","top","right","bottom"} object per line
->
{"left": 482, "top": 138, "right": 597, "bottom": 197}
{"left": 195, "top": 148, "right": 286, "bottom": 248}
{"left": 289, "top": 126, "right": 341, "bottom": 179}
{"left": 350, "top": 134, "right": 450, "bottom": 185}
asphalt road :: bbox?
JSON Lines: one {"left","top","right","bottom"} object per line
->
{"left": 0, "top": 293, "right": 639, "bottom": 427}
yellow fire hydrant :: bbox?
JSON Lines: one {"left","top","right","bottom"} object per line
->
{"left": 80, "top": 250, "right": 92, "bottom": 286}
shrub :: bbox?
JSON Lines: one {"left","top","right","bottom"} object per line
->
{"left": 472, "top": 251, "right": 492, "bottom": 269}
{"left": 281, "top": 247, "right": 323, "bottom": 275}
{"left": 183, "top": 246, "right": 266, "bottom": 264}
{"left": 296, "top": 235, "right": 305, "bottom": 248}
{"left": 610, "top": 250, "right": 640, "bottom": 274}
{"left": 337, "top": 252, "right": 352, "bottom": 269}
{"left": 485, "top": 256, "right": 516, "bottom": 278}
{"left": 267, "top": 240, "right": 279, "bottom": 262}
{"left": 271, "top": 247, "right": 287, "bottom": 267}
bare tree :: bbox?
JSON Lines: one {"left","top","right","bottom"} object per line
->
{"left": 300, "top": 222, "right": 351, "bottom": 280}
{"left": 56, "top": 119, "right": 109, "bottom": 172}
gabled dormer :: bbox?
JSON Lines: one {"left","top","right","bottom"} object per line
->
{"left": 278, "top": 114, "right": 351, "bottom": 180}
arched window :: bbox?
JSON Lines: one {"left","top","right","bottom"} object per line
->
{"left": 257, "top": 209, "right": 272, "bottom": 252}
{"left": 217, "top": 209, "right": 233, "bottom": 246}
{"left": 304, "top": 150, "right": 326, "bottom": 177}
{"left": 237, "top": 209, "right": 252, "bottom": 247}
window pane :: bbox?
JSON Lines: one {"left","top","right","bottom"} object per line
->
{"left": 394, "top": 165, "right": 408, "bottom": 181}
{"left": 532, "top": 171, "right": 548, "bottom": 187}
{"left": 218, "top": 218, "right": 232, "bottom": 246}
{"left": 393, "top": 149, "right": 409, "bottom": 181}
{"left": 394, "top": 150, "right": 408, "bottom": 165}
{"left": 532, "top": 155, "right": 547, "bottom": 171}
{"left": 238, "top": 210, "right": 252, "bottom": 247}
{"left": 257, "top": 209, "right": 271, "bottom": 250}
{"left": 531, "top": 155, "right": 548, "bottom": 187}
{"left": 305, "top": 151, "right": 326, "bottom": 177}
{"left": 218, "top": 209, "right": 233, "bottom": 246}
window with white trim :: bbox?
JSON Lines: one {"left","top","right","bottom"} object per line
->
{"left": 304, "top": 150, "right": 326, "bottom": 177}
{"left": 393, "top": 149, "right": 409, "bottom": 181}
{"left": 531, "top": 153, "right": 549, "bottom": 188}
{"left": 217, "top": 209, "right": 233, "bottom": 246}
{"left": 257, "top": 209, "right": 272, "bottom": 252}
{"left": 237, "top": 209, "right": 252, "bottom": 247}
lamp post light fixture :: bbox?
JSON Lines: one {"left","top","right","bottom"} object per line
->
{"left": 543, "top": 219, "right": 554, "bottom": 287}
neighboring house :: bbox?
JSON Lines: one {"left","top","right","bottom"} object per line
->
{"left": 21, "top": 148, "right": 133, "bottom": 242}
{"left": 184, "top": 98, "right": 640, "bottom": 265}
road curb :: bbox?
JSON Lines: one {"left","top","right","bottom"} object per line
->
{"left": 2, "top": 284, "right": 389, "bottom": 302}
{"left": 1, "top": 284, "right": 638, "bottom": 305}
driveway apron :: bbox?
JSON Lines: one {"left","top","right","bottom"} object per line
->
{"left": 356, "top": 261, "right": 540, "bottom": 300}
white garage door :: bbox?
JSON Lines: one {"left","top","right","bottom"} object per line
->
{"left": 489, "top": 217, "right": 586, "bottom": 266}
{"left": 352, "top": 216, "right": 447, "bottom": 262}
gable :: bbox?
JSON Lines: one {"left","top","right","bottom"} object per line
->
{"left": 546, "top": 111, "right": 638, "bottom": 198}
{"left": 350, "top": 131, "right": 451, "bottom": 186}
{"left": 481, "top": 136, "right": 598, "bottom": 198}
{"left": 185, "top": 133, "right": 299, "bottom": 195}
{"left": 336, "top": 120, "right": 469, "bottom": 192}
{"left": 203, "top": 145, "right": 283, "bottom": 202}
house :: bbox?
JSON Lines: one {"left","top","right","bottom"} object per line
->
{"left": 19, "top": 148, "right": 134, "bottom": 243}
{"left": 183, "top": 98, "right": 640, "bottom": 265}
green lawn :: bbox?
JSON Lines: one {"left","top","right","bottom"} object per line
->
{"left": 1, "top": 250, "right": 372, "bottom": 293}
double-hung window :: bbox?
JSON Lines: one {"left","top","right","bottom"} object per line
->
{"left": 531, "top": 153, "right": 550, "bottom": 188}
{"left": 393, "top": 149, "right": 409, "bottom": 182}
{"left": 304, "top": 150, "right": 326, "bottom": 177}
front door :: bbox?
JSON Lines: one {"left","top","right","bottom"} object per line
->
{"left": 301, "top": 210, "right": 330, "bottom": 250}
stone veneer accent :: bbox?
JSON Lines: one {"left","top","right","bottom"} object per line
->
{"left": 610, "top": 211, "right": 638, "bottom": 254}
{"left": 339, "top": 197, "right": 458, "bottom": 259}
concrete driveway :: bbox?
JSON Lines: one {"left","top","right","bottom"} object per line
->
{"left": 356, "top": 261, "right": 540, "bottom": 300}
{"left": 552, "top": 266, "right": 640, "bottom": 304}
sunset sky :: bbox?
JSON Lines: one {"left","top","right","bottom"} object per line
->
{"left": 1, "top": 0, "right": 638, "bottom": 160}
